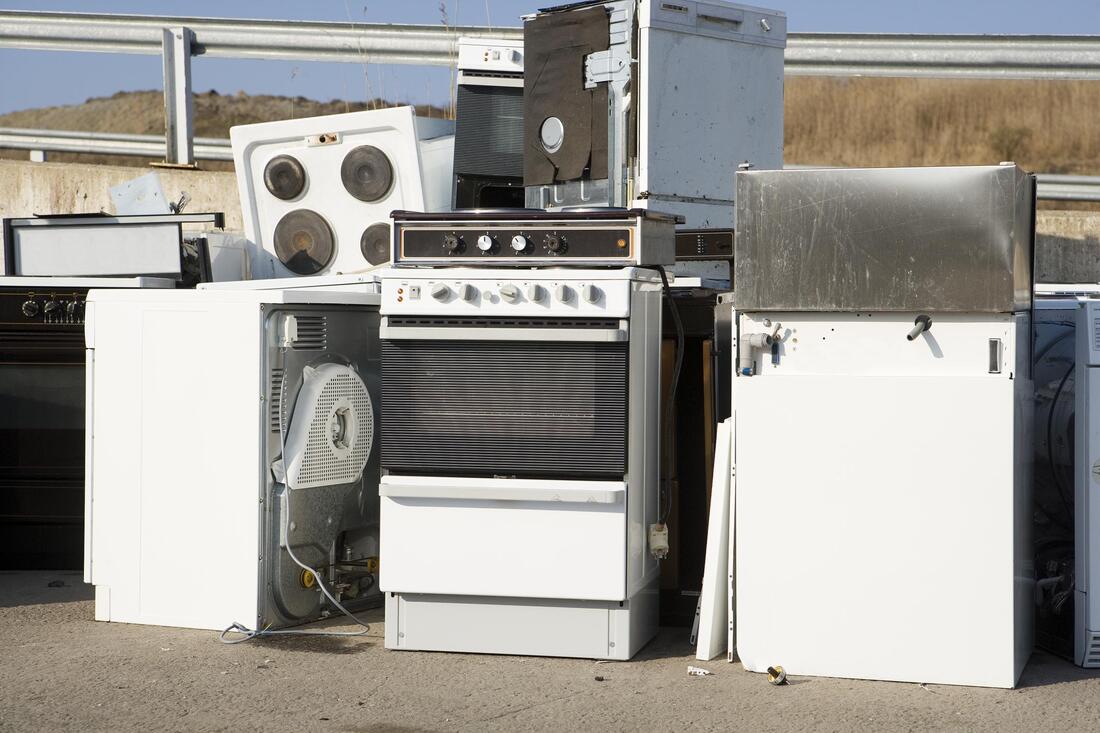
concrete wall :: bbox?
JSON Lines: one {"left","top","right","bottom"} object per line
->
{"left": 1036, "top": 211, "right": 1100, "bottom": 284}
{"left": 1, "top": 158, "right": 1099, "bottom": 284}
{"left": 0, "top": 159, "right": 242, "bottom": 271}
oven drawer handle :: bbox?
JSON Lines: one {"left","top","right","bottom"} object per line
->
{"left": 379, "top": 481, "right": 625, "bottom": 505}
{"left": 379, "top": 325, "right": 628, "bottom": 342}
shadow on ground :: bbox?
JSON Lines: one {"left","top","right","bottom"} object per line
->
{"left": 0, "top": 570, "right": 91, "bottom": 608}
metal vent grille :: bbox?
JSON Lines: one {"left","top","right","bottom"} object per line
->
{"left": 289, "top": 367, "right": 374, "bottom": 489}
{"left": 292, "top": 315, "right": 327, "bottom": 350}
{"left": 1087, "top": 632, "right": 1100, "bottom": 668}
{"left": 1093, "top": 316, "right": 1100, "bottom": 352}
{"left": 381, "top": 340, "right": 627, "bottom": 477}
{"left": 386, "top": 316, "right": 619, "bottom": 330}
{"left": 269, "top": 367, "right": 284, "bottom": 432}
{"left": 454, "top": 84, "right": 524, "bottom": 178}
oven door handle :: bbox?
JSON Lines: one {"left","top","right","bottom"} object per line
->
{"left": 380, "top": 477, "right": 626, "bottom": 505}
{"left": 379, "top": 324, "right": 628, "bottom": 342}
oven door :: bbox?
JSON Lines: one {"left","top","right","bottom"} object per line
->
{"left": 379, "top": 316, "right": 631, "bottom": 601}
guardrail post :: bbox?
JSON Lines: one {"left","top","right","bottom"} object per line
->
{"left": 162, "top": 27, "right": 195, "bottom": 166}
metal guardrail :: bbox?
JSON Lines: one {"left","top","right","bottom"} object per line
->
{"left": 4, "top": 126, "right": 1097, "bottom": 202}
{"left": 786, "top": 34, "right": 1100, "bottom": 80}
{"left": 1, "top": 11, "right": 1099, "bottom": 184}
{"left": 4, "top": 11, "right": 1100, "bottom": 79}
{"left": 0, "top": 127, "right": 232, "bottom": 161}
{"left": 1035, "top": 174, "right": 1100, "bottom": 203}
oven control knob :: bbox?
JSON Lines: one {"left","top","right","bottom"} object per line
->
{"left": 21, "top": 300, "right": 39, "bottom": 318}
{"left": 458, "top": 283, "right": 478, "bottom": 302}
{"left": 499, "top": 284, "right": 520, "bottom": 303}
{"left": 476, "top": 234, "right": 495, "bottom": 252}
{"left": 545, "top": 234, "right": 567, "bottom": 254}
{"left": 66, "top": 301, "right": 78, "bottom": 317}
{"left": 430, "top": 283, "right": 451, "bottom": 301}
{"left": 526, "top": 284, "right": 545, "bottom": 303}
{"left": 555, "top": 284, "right": 573, "bottom": 303}
{"left": 43, "top": 300, "right": 61, "bottom": 317}
{"left": 581, "top": 284, "right": 601, "bottom": 304}
{"left": 442, "top": 234, "right": 463, "bottom": 254}
{"left": 510, "top": 235, "right": 530, "bottom": 253}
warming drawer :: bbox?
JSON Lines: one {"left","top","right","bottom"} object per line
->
{"left": 378, "top": 475, "right": 628, "bottom": 601}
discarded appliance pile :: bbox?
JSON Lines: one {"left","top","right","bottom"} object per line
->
{"left": 2, "top": 0, "right": 1098, "bottom": 690}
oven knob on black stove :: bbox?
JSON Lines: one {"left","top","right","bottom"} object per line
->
{"left": 476, "top": 234, "right": 496, "bottom": 253}
{"left": 21, "top": 300, "right": 39, "bottom": 318}
{"left": 66, "top": 301, "right": 78, "bottom": 318}
{"left": 545, "top": 234, "right": 567, "bottom": 254}
{"left": 43, "top": 300, "right": 61, "bottom": 318}
{"left": 442, "top": 233, "right": 463, "bottom": 254}
{"left": 510, "top": 235, "right": 530, "bottom": 253}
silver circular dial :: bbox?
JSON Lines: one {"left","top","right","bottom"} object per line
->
{"left": 510, "top": 235, "right": 529, "bottom": 252}
{"left": 476, "top": 234, "right": 495, "bottom": 252}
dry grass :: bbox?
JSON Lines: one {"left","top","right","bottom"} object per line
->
{"left": 2, "top": 79, "right": 1099, "bottom": 178}
{"left": 785, "top": 77, "right": 1100, "bottom": 174}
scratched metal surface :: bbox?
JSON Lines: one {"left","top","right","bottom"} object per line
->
{"left": 733, "top": 165, "right": 1035, "bottom": 313}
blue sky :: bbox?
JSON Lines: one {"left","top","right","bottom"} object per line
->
{"left": 0, "top": 0, "right": 1098, "bottom": 115}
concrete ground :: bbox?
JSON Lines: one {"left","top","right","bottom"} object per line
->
{"left": 3, "top": 571, "right": 1100, "bottom": 732}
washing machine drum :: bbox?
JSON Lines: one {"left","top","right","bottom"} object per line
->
{"left": 283, "top": 362, "right": 374, "bottom": 489}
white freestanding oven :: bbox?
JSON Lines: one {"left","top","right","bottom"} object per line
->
{"left": 377, "top": 209, "right": 675, "bottom": 659}
{"left": 732, "top": 165, "right": 1037, "bottom": 688}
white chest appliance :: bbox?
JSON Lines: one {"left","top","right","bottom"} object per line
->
{"left": 231, "top": 107, "right": 454, "bottom": 278}
{"left": 1076, "top": 300, "right": 1100, "bottom": 666}
{"left": 85, "top": 287, "right": 381, "bottom": 631}
{"left": 522, "top": 0, "right": 785, "bottom": 228}
{"left": 377, "top": 211, "right": 672, "bottom": 659}
{"left": 732, "top": 165, "right": 1037, "bottom": 688}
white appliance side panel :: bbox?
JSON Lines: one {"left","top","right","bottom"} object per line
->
{"left": 90, "top": 301, "right": 262, "bottom": 630}
{"left": 417, "top": 134, "right": 456, "bottom": 213}
{"left": 1080, "top": 304, "right": 1100, "bottom": 664}
{"left": 625, "top": 282, "right": 662, "bottom": 597}
{"left": 735, "top": 375, "right": 1022, "bottom": 688}
{"left": 380, "top": 486, "right": 628, "bottom": 602}
{"left": 637, "top": 19, "right": 784, "bottom": 228}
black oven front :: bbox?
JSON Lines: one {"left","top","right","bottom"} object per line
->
{"left": 0, "top": 286, "right": 87, "bottom": 570}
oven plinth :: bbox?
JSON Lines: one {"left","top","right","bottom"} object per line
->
{"left": 384, "top": 579, "right": 659, "bottom": 660}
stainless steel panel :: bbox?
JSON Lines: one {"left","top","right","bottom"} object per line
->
{"left": 734, "top": 165, "right": 1035, "bottom": 312}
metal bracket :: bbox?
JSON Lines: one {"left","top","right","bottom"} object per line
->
{"left": 584, "top": 46, "right": 631, "bottom": 89}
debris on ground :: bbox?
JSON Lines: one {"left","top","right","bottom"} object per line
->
{"left": 687, "top": 666, "right": 713, "bottom": 677}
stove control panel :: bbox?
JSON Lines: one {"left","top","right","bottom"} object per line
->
{"left": 390, "top": 210, "right": 677, "bottom": 266}
{"left": 380, "top": 273, "right": 641, "bottom": 319}
{"left": 0, "top": 289, "right": 88, "bottom": 328}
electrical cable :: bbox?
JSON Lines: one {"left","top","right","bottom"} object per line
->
{"left": 219, "top": 353, "right": 372, "bottom": 644}
{"left": 648, "top": 265, "right": 684, "bottom": 526}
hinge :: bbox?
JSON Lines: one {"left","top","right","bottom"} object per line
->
{"left": 585, "top": 47, "right": 631, "bottom": 89}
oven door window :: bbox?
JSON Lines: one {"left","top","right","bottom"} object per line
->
{"left": 0, "top": 364, "right": 85, "bottom": 570}
{"left": 381, "top": 339, "right": 628, "bottom": 478}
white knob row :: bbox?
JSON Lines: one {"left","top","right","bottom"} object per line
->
{"left": 429, "top": 283, "right": 478, "bottom": 302}
{"left": 428, "top": 283, "right": 600, "bottom": 305}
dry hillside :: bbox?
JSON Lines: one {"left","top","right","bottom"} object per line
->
{"left": 1, "top": 78, "right": 1098, "bottom": 176}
